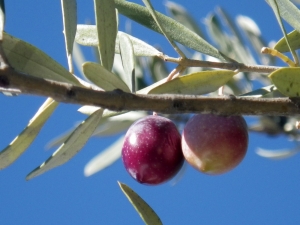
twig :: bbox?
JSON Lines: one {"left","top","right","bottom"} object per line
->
{"left": 0, "top": 66, "right": 300, "bottom": 116}
{"left": 161, "top": 55, "right": 281, "bottom": 73}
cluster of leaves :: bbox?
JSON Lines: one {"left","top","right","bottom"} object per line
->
{"left": 2, "top": 0, "right": 300, "bottom": 223}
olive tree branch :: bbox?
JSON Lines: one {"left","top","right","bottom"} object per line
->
{"left": 0, "top": 65, "right": 300, "bottom": 116}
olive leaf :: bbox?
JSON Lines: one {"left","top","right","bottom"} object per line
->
{"left": 26, "top": 108, "right": 104, "bottom": 180}
{"left": 266, "top": 0, "right": 296, "bottom": 58}
{"left": 75, "top": 25, "right": 161, "bottom": 57}
{"left": 114, "top": 0, "right": 226, "bottom": 60}
{"left": 61, "top": 0, "right": 77, "bottom": 70}
{"left": 274, "top": 30, "right": 300, "bottom": 52}
{"left": 0, "top": 98, "right": 58, "bottom": 169}
{"left": 94, "top": 0, "right": 117, "bottom": 71}
{"left": 83, "top": 62, "right": 130, "bottom": 92}
{"left": 118, "top": 182, "right": 163, "bottom": 225}
{"left": 142, "top": 0, "right": 185, "bottom": 57}
{"left": 269, "top": 67, "right": 300, "bottom": 97}
{"left": 119, "top": 33, "right": 135, "bottom": 92}
{"left": 266, "top": 0, "right": 300, "bottom": 33}
{"left": 2, "top": 33, "right": 81, "bottom": 85}
{"left": 148, "top": 70, "right": 236, "bottom": 95}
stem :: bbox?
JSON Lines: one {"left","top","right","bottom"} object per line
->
{"left": 161, "top": 55, "right": 281, "bottom": 73}
{"left": 261, "top": 47, "right": 297, "bottom": 67}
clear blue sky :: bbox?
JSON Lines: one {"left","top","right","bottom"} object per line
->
{"left": 1, "top": 1, "right": 300, "bottom": 225}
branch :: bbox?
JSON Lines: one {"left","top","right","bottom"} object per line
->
{"left": 1, "top": 66, "right": 300, "bottom": 116}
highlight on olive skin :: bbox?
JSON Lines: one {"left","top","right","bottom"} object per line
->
{"left": 121, "top": 115, "right": 184, "bottom": 185}
{"left": 182, "top": 114, "right": 248, "bottom": 175}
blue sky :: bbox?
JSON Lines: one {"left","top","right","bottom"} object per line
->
{"left": 1, "top": 1, "right": 300, "bottom": 225}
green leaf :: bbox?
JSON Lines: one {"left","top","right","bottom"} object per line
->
{"left": 2, "top": 33, "right": 81, "bottom": 85}
{"left": 61, "top": 0, "right": 77, "bottom": 70}
{"left": 118, "top": 182, "right": 163, "bottom": 225}
{"left": 83, "top": 62, "right": 130, "bottom": 92}
{"left": 119, "top": 33, "right": 135, "bottom": 92}
{"left": 142, "top": 0, "right": 185, "bottom": 57}
{"left": 266, "top": 0, "right": 295, "bottom": 56}
{"left": 84, "top": 135, "right": 123, "bottom": 176}
{"left": 26, "top": 109, "right": 104, "bottom": 180}
{"left": 267, "top": 0, "right": 300, "bottom": 62}
{"left": 274, "top": 30, "right": 300, "bottom": 52}
{"left": 269, "top": 67, "right": 300, "bottom": 97}
{"left": 94, "top": 0, "right": 117, "bottom": 71}
{"left": 148, "top": 70, "right": 236, "bottom": 95}
{"left": 115, "top": 0, "right": 226, "bottom": 60}
{"left": 266, "top": 0, "right": 300, "bottom": 33}
{"left": 0, "top": 98, "right": 58, "bottom": 169}
{"left": 75, "top": 25, "right": 161, "bottom": 56}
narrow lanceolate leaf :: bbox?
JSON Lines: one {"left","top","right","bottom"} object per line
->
{"left": 274, "top": 30, "right": 300, "bottom": 52}
{"left": 118, "top": 182, "right": 163, "bottom": 225}
{"left": 84, "top": 135, "right": 124, "bottom": 176}
{"left": 266, "top": 0, "right": 300, "bottom": 33}
{"left": 114, "top": 0, "right": 226, "bottom": 61}
{"left": 75, "top": 25, "right": 161, "bottom": 56}
{"left": 119, "top": 33, "right": 135, "bottom": 92}
{"left": 269, "top": 67, "right": 300, "bottom": 97}
{"left": 26, "top": 109, "right": 104, "bottom": 180}
{"left": 148, "top": 70, "right": 236, "bottom": 95}
{"left": 0, "top": 98, "right": 58, "bottom": 169}
{"left": 0, "top": 0, "right": 5, "bottom": 40}
{"left": 142, "top": 0, "right": 185, "bottom": 57}
{"left": 2, "top": 33, "right": 81, "bottom": 86}
{"left": 256, "top": 147, "right": 300, "bottom": 160}
{"left": 83, "top": 62, "right": 130, "bottom": 92}
{"left": 266, "top": 0, "right": 294, "bottom": 56}
{"left": 94, "top": 0, "right": 117, "bottom": 71}
{"left": 61, "top": 0, "right": 77, "bottom": 71}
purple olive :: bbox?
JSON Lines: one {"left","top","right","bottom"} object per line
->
{"left": 122, "top": 115, "right": 184, "bottom": 185}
